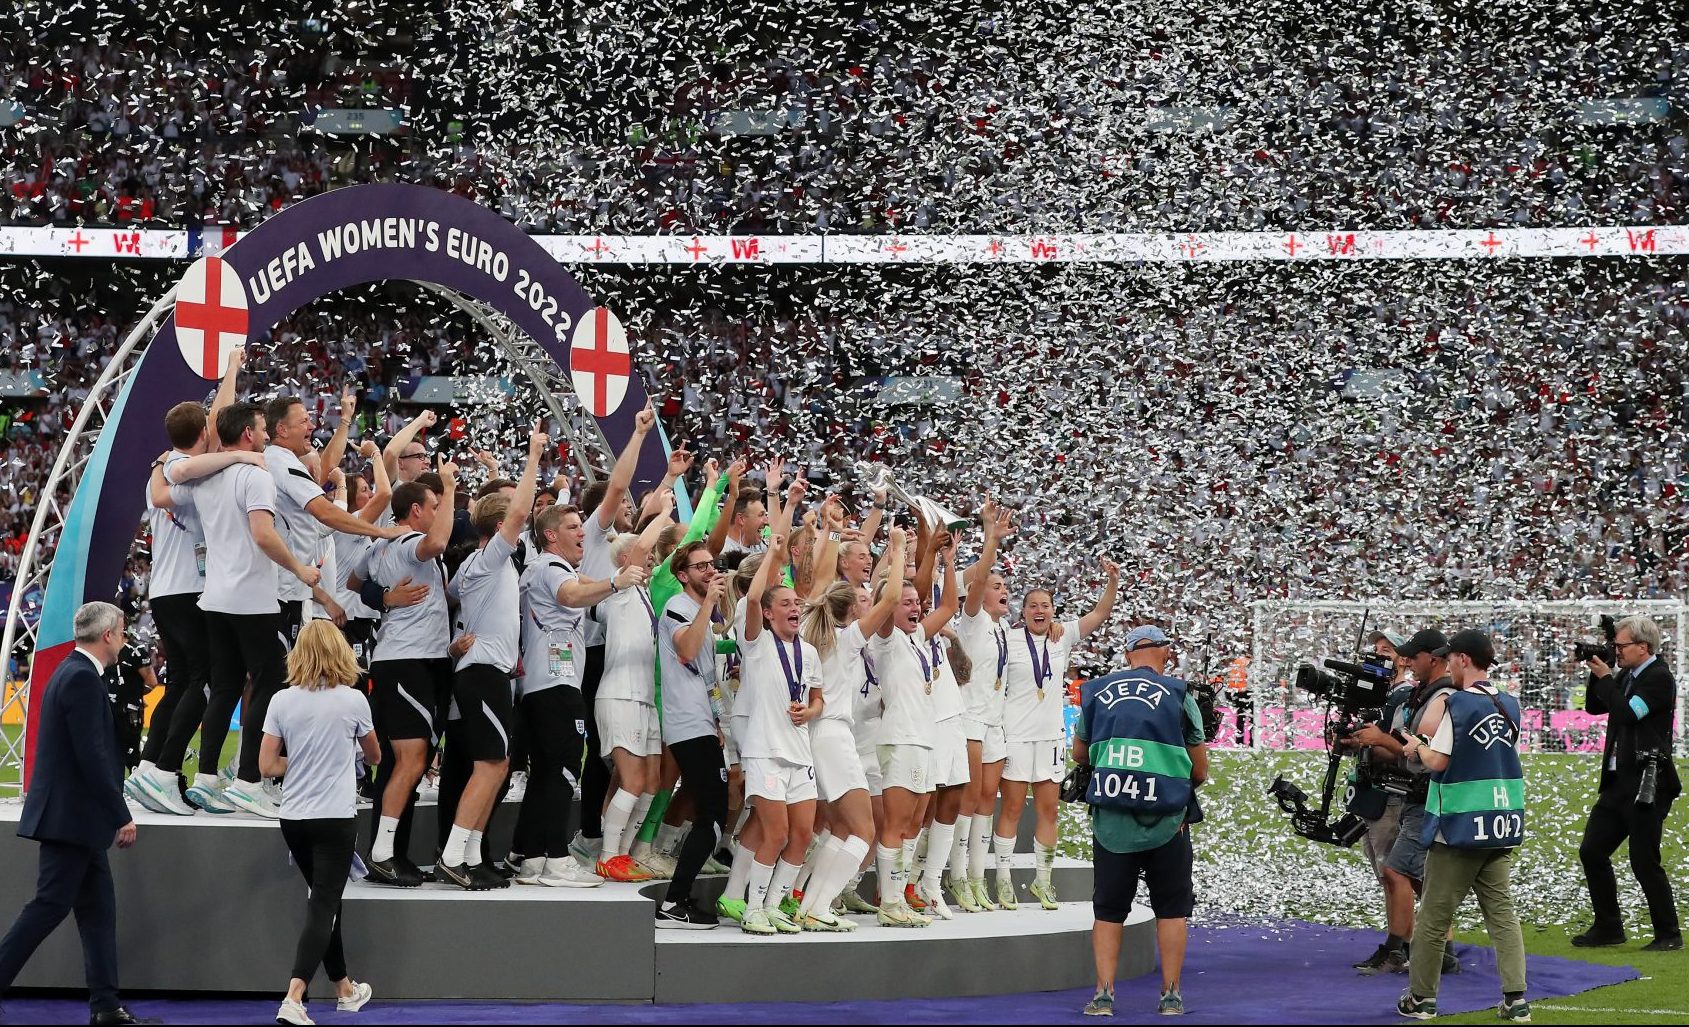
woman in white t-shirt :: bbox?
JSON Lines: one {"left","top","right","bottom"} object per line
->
{"left": 868, "top": 541, "right": 958, "bottom": 927}
{"left": 794, "top": 527, "right": 907, "bottom": 929}
{"left": 728, "top": 533, "right": 824, "bottom": 935}
{"left": 954, "top": 500, "right": 1013, "bottom": 911}
{"left": 993, "top": 560, "right": 1119, "bottom": 911}
{"left": 259, "top": 620, "right": 380, "bottom": 1026}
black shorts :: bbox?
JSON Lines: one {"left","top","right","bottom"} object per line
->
{"left": 1092, "top": 829, "right": 1194, "bottom": 922}
{"left": 340, "top": 618, "right": 379, "bottom": 671}
{"left": 279, "top": 599, "right": 307, "bottom": 651}
{"left": 453, "top": 663, "right": 515, "bottom": 762}
{"left": 371, "top": 658, "right": 450, "bottom": 743}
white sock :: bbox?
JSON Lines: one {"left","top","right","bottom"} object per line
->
{"left": 921, "top": 821, "right": 956, "bottom": 891}
{"left": 627, "top": 793, "right": 656, "bottom": 859}
{"left": 968, "top": 816, "right": 993, "bottom": 880}
{"left": 950, "top": 815, "right": 972, "bottom": 880}
{"left": 901, "top": 838, "right": 918, "bottom": 891}
{"left": 725, "top": 842, "right": 755, "bottom": 901}
{"left": 731, "top": 802, "right": 753, "bottom": 842}
{"left": 466, "top": 829, "right": 484, "bottom": 867}
{"left": 601, "top": 789, "right": 639, "bottom": 858}
{"left": 749, "top": 860, "right": 776, "bottom": 909}
{"left": 875, "top": 844, "right": 901, "bottom": 907}
{"left": 656, "top": 821, "right": 685, "bottom": 856}
{"left": 768, "top": 858, "right": 803, "bottom": 911}
{"left": 994, "top": 832, "right": 1017, "bottom": 883}
{"left": 911, "top": 827, "right": 930, "bottom": 881}
{"left": 444, "top": 824, "right": 472, "bottom": 868}
{"left": 1034, "top": 839, "right": 1055, "bottom": 887}
{"left": 798, "top": 835, "right": 848, "bottom": 917}
{"left": 794, "top": 829, "right": 831, "bottom": 894}
{"left": 372, "top": 816, "right": 400, "bottom": 863}
{"left": 829, "top": 836, "right": 873, "bottom": 909}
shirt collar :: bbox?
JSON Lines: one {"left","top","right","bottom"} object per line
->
{"left": 74, "top": 646, "right": 107, "bottom": 676}
{"left": 1632, "top": 654, "right": 1657, "bottom": 678}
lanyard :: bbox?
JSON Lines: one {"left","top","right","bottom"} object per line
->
{"left": 863, "top": 649, "right": 879, "bottom": 689}
{"left": 774, "top": 634, "right": 805, "bottom": 703}
{"left": 635, "top": 587, "right": 655, "bottom": 633}
{"left": 910, "top": 634, "right": 932, "bottom": 685}
{"left": 993, "top": 622, "right": 1008, "bottom": 682}
{"left": 928, "top": 636, "right": 946, "bottom": 669}
{"left": 1024, "top": 626, "right": 1052, "bottom": 693}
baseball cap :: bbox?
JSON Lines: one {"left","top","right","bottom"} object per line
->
{"left": 1366, "top": 629, "right": 1408, "bottom": 649}
{"left": 1125, "top": 625, "right": 1170, "bottom": 651}
{"left": 1395, "top": 629, "right": 1449, "bottom": 659}
{"left": 1434, "top": 629, "right": 1495, "bottom": 665}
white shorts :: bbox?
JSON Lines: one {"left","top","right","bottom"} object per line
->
{"left": 879, "top": 743, "right": 934, "bottom": 794}
{"left": 931, "top": 717, "right": 971, "bottom": 789}
{"left": 742, "top": 756, "right": 818, "bottom": 804}
{"left": 969, "top": 724, "right": 1008, "bottom": 765}
{"left": 1003, "top": 740, "right": 1066, "bottom": 785}
{"left": 596, "top": 698, "right": 660, "bottom": 759}
{"left": 853, "top": 720, "right": 884, "bottom": 796}
{"left": 724, "top": 714, "right": 747, "bottom": 768}
{"left": 811, "top": 720, "right": 869, "bottom": 802}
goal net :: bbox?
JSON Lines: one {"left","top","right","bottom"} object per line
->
{"left": 1240, "top": 599, "right": 1688, "bottom": 755}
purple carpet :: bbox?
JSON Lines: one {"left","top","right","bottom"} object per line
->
{"left": 4, "top": 919, "right": 1635, "bottom": 1024}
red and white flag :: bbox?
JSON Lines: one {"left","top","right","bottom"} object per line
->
{"left": 570, "top": 306, "right": 631, "bottom": 417}
{"left": 174, "top": 256, "right": 249, "bottom": 379}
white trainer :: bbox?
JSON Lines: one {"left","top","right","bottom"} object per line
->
{"left": 537, "top": 857, "right": 604, "bottom": 888}
{"left": 917, "top": 881, "right": 953, "bottom": 920}
{"left": 276, "top": 998, "right": 315, "bottom": 1025}
{"left": 134, "top": 770, "right": 197, "bottom": 816}
{"left": 505, "top": 771, "right": 528, "bottom": 803}
{"left": 222, "top": 781, "right": 281, "bottom": 819}
{"left": 336, "top": 980, "right": 373, "bottom": 1012}
{"left": 512, "top": 857, "right": 545, "bottom": 885}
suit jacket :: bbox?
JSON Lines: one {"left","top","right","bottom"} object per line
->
{"left": 1586, "top": 658, "right": 1683, "bottom": 807}
{"left": 18, "top": 650, "right": 131, "bottom": 849}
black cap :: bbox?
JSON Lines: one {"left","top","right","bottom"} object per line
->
{"left": 1395, "top": 629, "right": 1449, "bottom": 659}
{"left": 1434, "top": 629, "right": 1495, "bottom": 665}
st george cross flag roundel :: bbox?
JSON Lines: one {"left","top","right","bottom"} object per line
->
{"left": 173, "top": 255, "right": 250, "bottom": 379}
{"left": 570, "top": 305, "right": 632, "bottom": 417}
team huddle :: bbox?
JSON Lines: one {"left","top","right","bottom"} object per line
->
{"left": 117, "top": 353, "right": 1123, "bottom": 933}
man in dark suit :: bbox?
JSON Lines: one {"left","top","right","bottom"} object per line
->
{"left": 1575, "top": 614, "right": 1683, "bottom": 950}
{"left": 0, "top": 602, "right": 151, "bottom": 1024}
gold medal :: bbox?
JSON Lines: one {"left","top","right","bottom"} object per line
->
{"left": 994, "top": 677, "right": 1003, "bottom": 692}
{"left": 1037, "top": 688, "right": 1047, "bottom": 702}
{"left": 925, "top": 678, "right": 933, "bottom": 695}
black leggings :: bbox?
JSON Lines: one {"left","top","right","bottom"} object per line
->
{"left": 666, "top": 735, "right": 728, "bottom": 905}
{"left": 578, "top": 644, "right": 608, "bottom": 839}
{"left": 279, "top": 817, "right": 357, "bottom": 985}
{"left": 146, "top": 593, "right": 210, "bottom": 770}
{"left": 514, "top": 687, "right": 585, "bottom": 858}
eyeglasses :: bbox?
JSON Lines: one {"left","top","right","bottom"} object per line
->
{"left": 683, "top": 560, "right": 715, "bottom": 572}
{"left": 1614, "top": 641, "right": 1647, "bottom": 651}
{"left": 400, "top": 451, "right": 427, "bottom": 461}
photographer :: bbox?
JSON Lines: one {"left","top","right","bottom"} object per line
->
{"left": 1573, "top": 616, "right": 1682, "bottom": 950}
{"left": 1338, "top": 630, "right": 1413, "bottom": 974}
{"left": 1073, "top": 626, "right": 1207, "bottom": 1018}
{"left": 1341, "top": 629, "right": 1457, "bottom": 977}
{"left": 1396, "top": 630, "right": 1529, "bottom": 1022}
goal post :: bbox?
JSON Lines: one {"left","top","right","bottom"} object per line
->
{"left": 1245, "top": 598, "right": 1688, "bottom": 755}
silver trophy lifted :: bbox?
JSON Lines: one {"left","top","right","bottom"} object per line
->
{"left": 854, "top": 460, "right": 970, "bottom": 532}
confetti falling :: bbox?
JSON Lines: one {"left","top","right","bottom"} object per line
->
{"left": 1, "top": 2, "right": 1686, "bottom": 927}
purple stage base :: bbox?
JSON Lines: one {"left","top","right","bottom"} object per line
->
{"left": 4, "top": 918, "right": 1636, "bottom": 1025}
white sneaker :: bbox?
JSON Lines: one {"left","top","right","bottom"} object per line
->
{"left": 336, "top": 980, "right": 373, "bottom": 1012}
{"left": 505, "top": 771, "right": 528, "bottom": 803}
{"left": 537, "top": 857, "right": 603, "bottom": 888}
{"left": 263, "top": 779, "right": 285, "bottom": 804}
{"left": 276, "top": 998, "right": 315, "bottom": 1025}
{"left": 133, "top": 769, "right": 197, "bottom": 816}
{"left": 223, "top": 781, "right": 281, "bottom": 819}
{"left": 647, "top": 852, "right": 679, "bottom": 879}
{"left": 512, "top": 857, "right": 545, "bottom": 885}
{"left": 568, "top": 831, "right": 601, "bottom": 870}
{"left": 917, "top": 880, "right": 953, "bottom": 920}
{"left": 185, "top": 777, "right": 238, "bottom": 815}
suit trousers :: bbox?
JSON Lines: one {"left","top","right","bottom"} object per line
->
{"left": 0, "top": 840, "right": 118, "bottom": 1013}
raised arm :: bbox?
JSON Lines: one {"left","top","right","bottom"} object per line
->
{"left": 501, "top": 424, "right": 548, "bottom": 548}
{"left": 705, "top": 457, "right": 745, "bottom": 557}
{"left": 914, "top": 525, "right": 946, "bottom": 607}
{"left": 357, "top": 440, "right": 390, "bottom": 523}
{"left": 206, "top": 348, "right": 245, "bottom": 451}
{"left": 964, "top": 499, "right": 1010, "bottom": 617}
{"left": 742, "top": 533, "right": 786, "bottom": 643}
{"left": 1078, "top": 558, "right": 1120, "bottom": 638}
{"left": 382, "top": 408, "right": 438, "bottom": 482}
{"left": 317, "top": 385, "right": 358, "bottom": 484}
{"left": 163, "top": 448, "right": 265, "bottom": 487}
{"left": 859, "top": 481, "right": 887, "bottom": 548}
{"left": 801, "top": 497, "right": 844, "bottom": 600}
{"left": 595, "top": 403, "right": 655, "bottom": 531}
{"left": 676, "top": 573, "right": 729, "bottom": 665}
{"left": 414, "top": 459, "right": 457, "bottom": 561}
{"left": 858, "top": 526, "right": 907, "bottom": 638}
{"left": 918, "top": 537, "right": 959, "bottom": 639}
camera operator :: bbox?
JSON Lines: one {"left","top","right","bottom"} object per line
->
{"left": 1341, "top": 628, "right": 1457, "bottom": 977}
{"left": 1395, "top": 630, "right": 1529, "bottom": 1021}
{"left": 1573, "top": 616, "right": 1682, "bottom": 950}
{"left": 1338, "top": 630, "right": 1414, "bottom": 974}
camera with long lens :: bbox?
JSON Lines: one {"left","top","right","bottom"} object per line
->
{"left": 1636, "top": 749, "right": 1666, "bottom": 807}
{"left": 1267, "top": 651, "right": 1400, "bottom": 848}
{"left": 1573, "top": 615, "right": 1618, "bottom": 665}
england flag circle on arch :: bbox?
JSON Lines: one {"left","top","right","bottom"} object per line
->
{"left": 174, "top": 256, "right": 250, "bottom": 379}
{"left": 570, "top": 306, "right": 632, "bottom": 417}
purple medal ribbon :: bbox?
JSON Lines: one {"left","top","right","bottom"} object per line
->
{"left": 774, "top": 634, "right": 806, "bottom": 703}
{"left": 1024, "top": 626, "right": 1052, "bottom": 695}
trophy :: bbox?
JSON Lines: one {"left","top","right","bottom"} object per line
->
{"left": 853, "top": 461, "right": 969, "bottom": 532}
